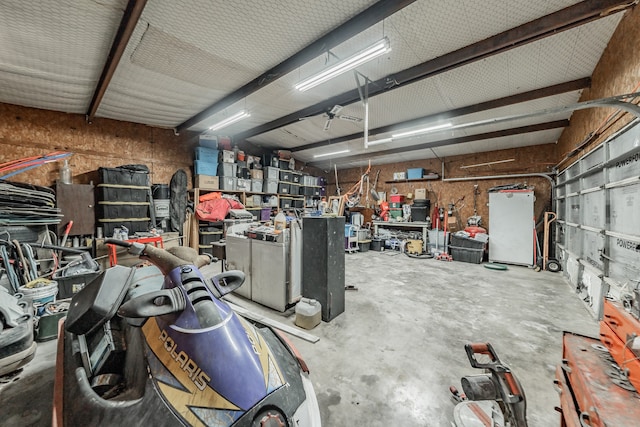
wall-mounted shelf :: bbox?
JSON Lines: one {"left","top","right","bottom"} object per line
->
{"left": 384, "top": 175, "right": 440, "bottom": 184}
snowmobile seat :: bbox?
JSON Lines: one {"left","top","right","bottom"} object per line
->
{"left": 65, "top": 265, "right": 135, "bottom": 336}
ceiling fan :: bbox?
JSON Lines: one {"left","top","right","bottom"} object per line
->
{"left": 323, "top": 105, "right": 362, "bottom": 131}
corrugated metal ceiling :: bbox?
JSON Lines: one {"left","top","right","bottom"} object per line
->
{"left": 0, "top": 0, "right": 633, "bottom": 168}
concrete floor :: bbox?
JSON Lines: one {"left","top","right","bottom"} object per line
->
{"left": 0, "top": 250, "right": 599, "bottom": 426}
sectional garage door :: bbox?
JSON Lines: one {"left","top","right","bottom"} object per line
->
{"left": 556, "top": 121, "right": 640, "bottom": 319}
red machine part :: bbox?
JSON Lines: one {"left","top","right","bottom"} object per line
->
{"left": 599, "top": 299, "right": 640, "bottom": 391}
{"left": 464, "top": 226, "right": 487, "bottom": 238}
{"left": 560, "top": 332, "right": 640, "bottom": 426}
{"left": 553, "top": 365, "right": 581, "bottom": 427}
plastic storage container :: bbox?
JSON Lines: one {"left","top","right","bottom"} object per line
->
{"left": 289, "top": 183, "right": 302, "bottom": 195}
{"left": 99, "top": 167, "right": 149, "bottom": 187}
{"left": 279, "top": 197, "right": 293, "bottom": 209}
{"left": 97, "top": 186, "right": 147, "bottom": 202}
{"left": 407, "top": 168, "right": 424, "bottom": 179}
{"left": 279, "top": 170, "right": 292, "bottom": 182}
{"left": 451, "top": 233, "right": 486, "bottom": 250}
{"left": 411, "top": 206, "right": 428, "bottom": 222}
{"left": 278, "top": 182, "right": 290, "bottom": 194}
{"left": 237, "top": 178, "right": 251, "bottom": 191}
{"left": 450, "top": 246, "right": 484, "bottom": 263}
{"left": 264, "top": 167, "right": 280, "bottom": 180}
{"left": 198, "top": 135, "right": 217, "bottom": 148}
{"left": 358, "top": 240, "right": 371, "bottom": 252}
{"left": 194, "top": 147, "right": 219, "bottom": 162}
{"left": 219, "top": 176, "right": 236, "bottom": 190}
{"left": 263, "top": 179, "right": 278, "bottom": 194}
{"left": 97, "top": 202, "right": 150, "bottom": 219}
{"left": 218, "top": 162, "right": 238, "bottom": 177}
{"left": 294, "top": 298, "right": 322, "bottom": 329}
{"left": 54, "top": 271, "right": 101, "bottom": 299}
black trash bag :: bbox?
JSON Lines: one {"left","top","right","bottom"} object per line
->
{"left": 170, "top": 169, "right": 187, "bottom": 234}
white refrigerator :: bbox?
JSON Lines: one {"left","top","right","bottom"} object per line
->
{"left": 488, "top": 190, "right": 535, "bottom": 266}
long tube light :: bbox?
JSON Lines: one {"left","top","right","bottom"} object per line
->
{"left": 208, "top": 111, "right": 250, "bottom": 131}
{"left": 460, "top": 159, "right": 515, "bottom": 169}
{"left": 313, "top": 149, "right": 350, "bottom": 158}
{"left": 392, "top": 122, "right": 452, "bottom": 139}
{"left": 366, "top": 137, "right": 393, "bottom": 146}
{"left": 295, "top": 38, "right": 391, "bottom": 92}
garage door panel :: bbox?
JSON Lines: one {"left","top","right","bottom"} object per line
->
{"left": 555, "top": 122, "right": 640, "bottom": 306}
{"left": 556, "top": 197, "right": 566, "bottom": 221}
{"left": 567, "top": 195, "right": 581, "bottom": 224}
{"left": 609, "top": 183, "right": 640, "bottom": 235}
{"left": 582, "top": 190, "right": 605, "bottom": 228}
{"left": 607, "top": 125, "right": 640, "bottom": 163}
{"left": 581, "top": 229, "right": 605, "bottom": 271}
{"left": 608, "top": 239, "right": 640, "bottom": 286}
{"left": 582, "top": 169, "right": 604, "bottom": 189}
{"left": 565, "top": 225, "right": 582, "bottom": 257}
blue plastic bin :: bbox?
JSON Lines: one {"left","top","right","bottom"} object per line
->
{"left": 194, "top": 160, "right": 218, "bottom": 176}
{"left": 194, "top": 147, "right": 219, "bottom": 162}
{"left": 407, "top": 168, "right": 424, "bottom": 179}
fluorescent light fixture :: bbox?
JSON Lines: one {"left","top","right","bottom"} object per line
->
{"left": 460, "top": 159, "right": 515, "bottom": 169}
{"left": 295, "top": 38, "right": 391, "bottom": 92}
{"left": 366, "top": 137, "right": 393, "bottom": 147}
{"left": 208, "top": 111, "right": 250, "bottom": 131}
{"left": 313, "top": 149, "right": 350, "bottom": 158}
{"left": 392, "top": 122, "right": 452, "bottom": 139}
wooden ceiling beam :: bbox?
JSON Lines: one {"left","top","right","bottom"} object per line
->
{"left": 86, "top": 0, "right": 147, "bottom": 122}
{"left": 291, "top": 77, "right": 590, "bottom": 153}
{"left": 309, "top": 120, "right": 569, "bottom": 166}
{"left": 175, "top": 0, "right": 417, "bottom": 133}
{"left": 236, "top": 0, "right": 631, "bottom": 141}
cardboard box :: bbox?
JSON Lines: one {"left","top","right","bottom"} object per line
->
{"left": 415, "top": 188, "right": 427, "bottom": 199}
{"left": 393, "top": 171, "right": 406, "bottom": 180}
{"left": 250, "top": 169, "right": 263, "bottom": 179}
{"left": 195, "top": 175, "right": 219, "bottom": 190}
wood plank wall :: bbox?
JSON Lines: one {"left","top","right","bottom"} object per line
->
{"left": 0, "top": 103, "right": 198, "bottom": 187}
{"left": 332, "top": 144, "right": 555, "bottom": 232}
{"left": 556, "top": 6, "right": 640, "bottom": 169}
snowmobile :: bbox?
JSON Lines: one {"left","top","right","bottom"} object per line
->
{"left": 53, "top": 240, "right": 321, "bottom": 427}
{"left": 450, "top": 343, "right": 527, "bottom": 427}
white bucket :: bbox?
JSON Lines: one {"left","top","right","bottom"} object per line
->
{"left": 18, "top": 281, "right": 58, "bottom": 306}
{"left": 154, "top": 199, "right": 170, "bottom": 219}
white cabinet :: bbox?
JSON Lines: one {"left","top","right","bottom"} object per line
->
{"left": 488, "top": 191, "right": 535, "bottom": 266}
{"left": 251, "top": 239, "right": 289, "bottom": 311}
{"left": 225, "top": 235, "right": 252, "bottom": 299}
